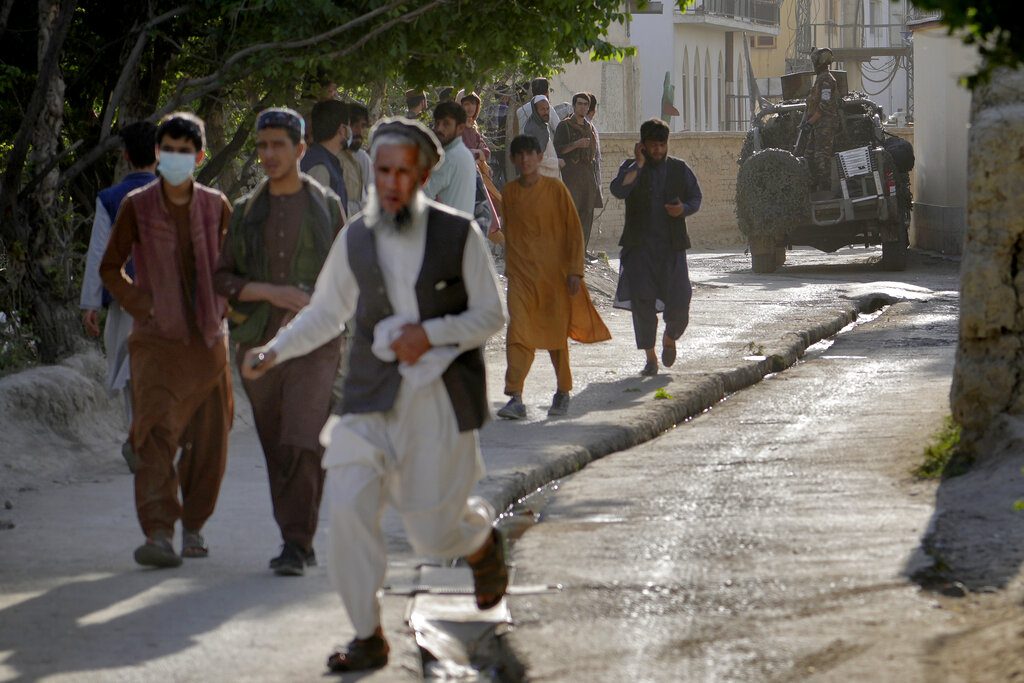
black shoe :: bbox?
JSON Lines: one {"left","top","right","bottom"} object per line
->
{"left": 270, "top": 542, "right": 307, "bottom": 576}
{"left": 640, "top": 361, "right": 658, "bottom": 377}
{"left": 269, "top": 542, "right": 316, "bottom": 569}
{"left": 661, "top": 342, "right": 676, "bottom": 368}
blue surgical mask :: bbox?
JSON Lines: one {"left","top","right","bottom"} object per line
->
{"left": 158, "top": 151, "right": 196, "bottom": 186}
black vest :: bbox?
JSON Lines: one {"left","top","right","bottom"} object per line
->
{"left": 619, "top": 156, "right": 692, "bottom": 252}
{"left": 300, "top": 143, "right": 349, "bottom": 210}
{"left": 343, "top": 207, "right": 489, "bottom": 432}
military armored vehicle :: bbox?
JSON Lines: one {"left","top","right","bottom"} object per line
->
{"left": 735, "top": 71, "right": 914, "bottom": 272}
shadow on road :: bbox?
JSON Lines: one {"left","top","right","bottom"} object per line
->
{"left": 907, "top": 416, "right": 1024, "bottom": 594}
{"left": 0, "top": 567, "right": 333, "bottom": 680}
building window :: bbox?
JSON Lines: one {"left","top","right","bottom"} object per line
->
{"left": 718, "top": 53, "right": 725, "bottom": 131}
{"left": 681, "top": 48, "right": 689, "bottom": 131}
{"left": 694, "top": 53, "right": 702, "bottom": 131}
{"left": 704, "top": 50, "right": 711, "bottom": 131}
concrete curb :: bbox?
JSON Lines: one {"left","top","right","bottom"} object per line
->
{"left": 477, "top": 295, "right": 888, "bottom": 517}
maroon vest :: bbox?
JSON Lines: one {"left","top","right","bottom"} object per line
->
{"left": 129, "top": 180, "right": 227, "bottom": 347}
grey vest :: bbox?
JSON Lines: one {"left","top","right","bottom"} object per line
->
{"left": 343, "top": 207, "right": 489, "bottom": 432}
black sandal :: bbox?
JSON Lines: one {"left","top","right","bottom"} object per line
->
{"left": 326, "top": 627, "right": 389, "bottom": 673}
{"left": 467, "top": 528, "right": 508, "bottom": 610}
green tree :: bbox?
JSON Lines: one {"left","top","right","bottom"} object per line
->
{"left": 1, "top": 0, "right": 670, "bottom": 366}
{"left": 911, "top": 0, "right": 1023, "bottom": 87}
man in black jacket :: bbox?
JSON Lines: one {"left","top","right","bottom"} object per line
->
{"left": 610, "top": 118, "right": 702, "bottom": 376}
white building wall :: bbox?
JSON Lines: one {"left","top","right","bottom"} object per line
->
{"left": 910, "top": 22, "right": 979, "bottom": 254}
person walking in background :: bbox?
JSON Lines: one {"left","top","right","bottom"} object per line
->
{"left": 241, "top": 118, "right": 508, "bottom": 673}
{"left": 554, "top": 92, "right": 601, "bottom": 251}
{"left": 424, "top": 101, "right": 477, "bottom": 216}
{"left": 587, "top": 93, "right": 604, "bottom": 234}
{"left": 100, "top": 112, "right": 233, "bottom": 568}
{"left": 610, "top": 118, "right": 702, "bottom": 377}
{"left": 80, "top": 120, "right": 158, "bottom": 472}
{"left": 300, "top": 100, "right": 350, "bottom": 217}
{"left": 405, "top": 89, "right": 429, "bottom": 122}
{"left": 523, "top": 95, "right": 561, "bottom": 179}
{"left": 460, "top": 92, "right": 491, "bottom": 163}
{"left": 213, "top": 108, "right": 345, "bottom": 576}
{"left": 498, "top": 134, "right": 609, "bottom": 420}
{"left": 338, "top": 101, "right": 373, "bottom": 217}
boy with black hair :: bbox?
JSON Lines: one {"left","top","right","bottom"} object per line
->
{"left": 498, "top": 134, "right": 609, "bottom": 420}
{"left": 301, "top": 100, "right": 350, "bottom": 211}
{"left": 214, "top": 107, "right": 345, "bottom": 576}
{"left": 101, "top": 111, "right": 234, "bottom": 568}
{"left": 80, "top": 120, "right": 158, "bottom": 471}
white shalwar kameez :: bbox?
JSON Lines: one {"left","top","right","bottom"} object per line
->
{"left": 266, "top": 190, "right": 505, "bottom": 638}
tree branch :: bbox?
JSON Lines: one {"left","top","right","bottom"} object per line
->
{"left": 99, "top": 5, "right": 189, "bottom": 138}
{"left": 0, "top": 0, "right": 76, "bottom": 219}
{"left": 170, "top": 0, "right": 407, "bottom": 100}
{"left": 196, "top": 104, "right": 262, "bottom": 186}
{"left": 0, "top": 0, "right": 15, "bottom": 41}
{"left": 61, "top": 0, "right": 450, "bottom": 189}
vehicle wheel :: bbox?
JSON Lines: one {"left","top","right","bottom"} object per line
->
{"left": 880, "top": 239, "right": 907, "bottom": 271}
{"left": 774, "top": 246, "right": 787, "bottom": 266}
{"left": 751, "top": 252, "right": 778, "bottom": 273}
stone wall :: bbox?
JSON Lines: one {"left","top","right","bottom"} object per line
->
{"left": 590, "top": 132, "right": 747, "bottom": 253}
{"left": 951, "top": 68, "right": 1024, "bottom": 449}
{"left": 588, "top": 128, "right": 915, "bottom": 254}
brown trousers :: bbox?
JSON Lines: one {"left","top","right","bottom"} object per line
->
{"left": 504, "top": 342, "right": 572, "bottom": 396}
{"left": 239, "top": 340, "right": 340, "bottom": 551}
{"left": 130, "top": 331, "right": 232, "bottom": 539}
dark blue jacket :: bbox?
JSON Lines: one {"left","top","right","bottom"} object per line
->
{"left": 97, "top": 171, "right": 156, "bottom": 306}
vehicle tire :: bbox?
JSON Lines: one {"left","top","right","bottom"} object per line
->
{"left": 751, "top": 252, "right": 778, "bottom": 273}
{"left": 880, "top": 239, "right": 907, "bottom": 271}
{"left": 774, "top": 245, "right": 787, "bottom": 266}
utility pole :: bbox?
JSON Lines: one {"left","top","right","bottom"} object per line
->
{"left": 788, "top": 0, "right": 812, "bottom": 73}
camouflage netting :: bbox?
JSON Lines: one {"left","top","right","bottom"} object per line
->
{"left": 738, "top": 109, "right": 803, "bottom": 165}
{"left": 736, "top": 148, "right": 810, "bottom": 238}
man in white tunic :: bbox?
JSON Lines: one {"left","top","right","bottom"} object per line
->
{"left": 241, "top": 117, "right": 508, "bottom": 673}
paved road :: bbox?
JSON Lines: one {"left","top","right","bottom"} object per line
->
{"left": 0, "top": 246, "right": 959, "bottom": 681}
{"left": 506, "top": 253, "right": 963, "bottom": 681}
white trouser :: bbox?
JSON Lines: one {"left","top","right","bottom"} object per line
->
{"left": 103, "top": 301, "right": 133, "bottom": 423}
{"left": 322, "top": 379, "right": 494, "bottom": 638}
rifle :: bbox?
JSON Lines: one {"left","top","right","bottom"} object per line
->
{"left": 793, "top": 110, "right": 811, "bottom": 157}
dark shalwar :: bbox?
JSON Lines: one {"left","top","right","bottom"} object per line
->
{"left": 610, "top": 157, "right": 702, "bottom": 350}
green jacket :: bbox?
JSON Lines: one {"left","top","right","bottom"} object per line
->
{"left": 225, "top": 175, "right": 343, "bottom": 346}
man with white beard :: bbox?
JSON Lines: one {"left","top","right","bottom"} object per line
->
{"left": 241, "top": 117, "right": 508, "bottom": 673}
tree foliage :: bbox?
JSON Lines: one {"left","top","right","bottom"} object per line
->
{"left": 911, "top": 0, "right": 1023, "bottom": 87}
{"left": 0, "top": 0, "right": 662, "bottom": 367}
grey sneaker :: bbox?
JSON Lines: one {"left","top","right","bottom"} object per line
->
{"left": 548, "top": 392, "right": 571, "bottom": 417}
{"left": 497, "top": 395, "right": 526, "bottom": 420}
{"left": 134, "top": 534, "right": 182, "bottom": 568}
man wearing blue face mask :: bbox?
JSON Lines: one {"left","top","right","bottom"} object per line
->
{"left": 100, "top": 111, "right": 234, "bottom": 569}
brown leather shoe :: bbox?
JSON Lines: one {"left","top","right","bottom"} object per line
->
{"left": 326, "top": 627, "right": 389, "bottom": 673}
{"left": 467, "top": 528, "right": 508, "bottom": 610}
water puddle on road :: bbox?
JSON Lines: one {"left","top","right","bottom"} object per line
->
{"left": 801, "top": 306, "right": 888, "bottom": 362}
{"left": 403, "top": 480, "right": 566, "bottom": 681}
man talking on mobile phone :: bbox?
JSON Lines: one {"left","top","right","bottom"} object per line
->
{"left": 610, "top": 118, "right": 702, "bottom": 377}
